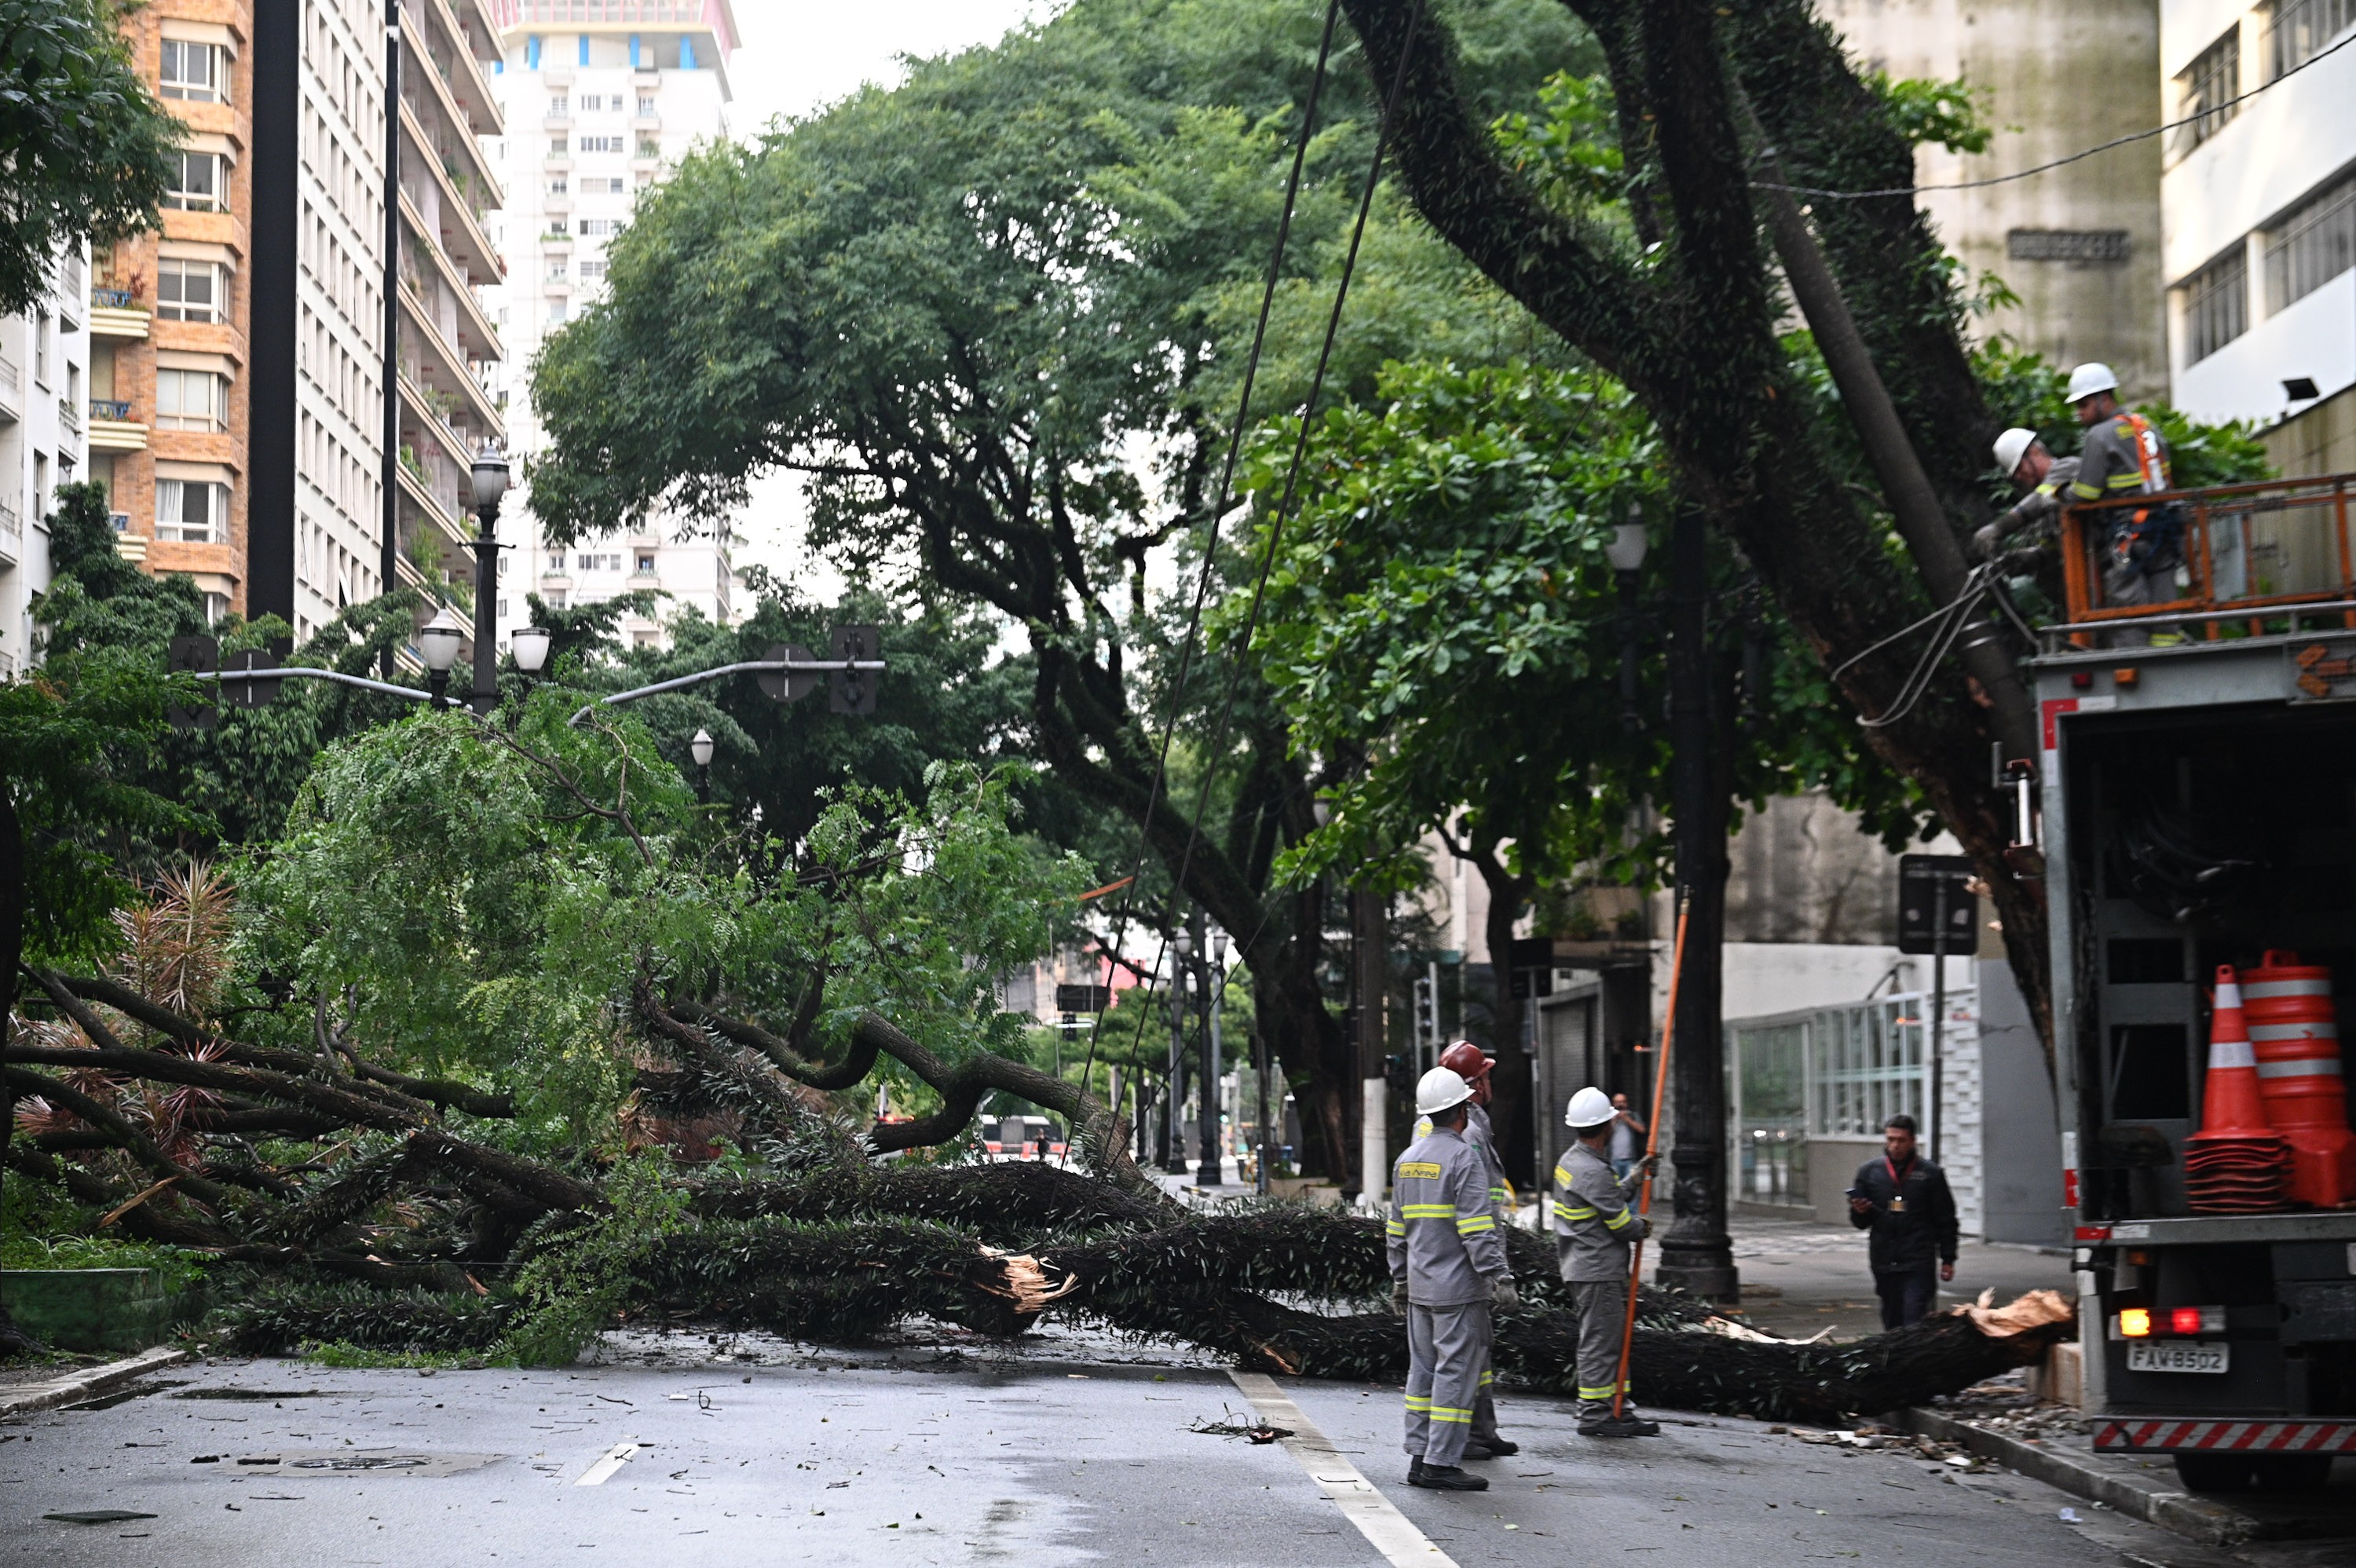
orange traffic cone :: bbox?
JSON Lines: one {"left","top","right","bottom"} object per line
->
{"left": 2184, "top": 967, "right": 2292, "bottom": 1213}
{"left": 2241, "top": 952, "right": 2356, "bottom": 1207}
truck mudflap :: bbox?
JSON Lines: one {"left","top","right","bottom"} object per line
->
{"left": 2094, "top": 1419, "right": 2356, "bottom": 1455}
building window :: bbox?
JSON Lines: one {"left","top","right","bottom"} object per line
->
{"left": 165, "top": 151, "right": 226, "bottom": 212}
{"left": 160, "top": 39, "right": 227, "bottom": 103}
{"left": 635, "top": 552, "right": 656, "bottom": 573}
{"left": 578, "top": 134, "right": 624, "bottom": 154}
{"left": 577, "top": 218, "right": 623, "bottom": 236}
{"left": 156, "top": 478, "right": 227, "bottom": 543}
{"left": 157, "top": 259, "right": 223, "bottom": 323}
{"left": 2267, "top": 0, "right": 2356, "bottom": 77}
{"left": 547, "top": 177, "right": 568, "bottom": 195}
{"left": 580, "top": 259, "right": 606, "bottom": 281}
{"left": 547, "top": 95, "right": 569, "bottom": 115}
{"left": 32, "top": 310, "right": 46, "bottom": 386}
{"left": 202, "top": 591, "right": 229, "bottom": 624}
{"left": 636, "top": 95, "right": 656, "bottom": 115}
{"left": 636, "top": 138, "right": 660, "bottom": 159}
{"left": 2177, "top": 28, "right": 2242, "bottom": 155}
{"left": 2266, "top": 174, "right": 2356, "bottom": 313}
{"left": 550, "top": 136, "right": 569, "bottom": 155}
{"left": 156, "top": 368, "right": 228, "bottom": 431}
{"left": 547, "top": 299, "right": 568, "bottom": 324}
{"left": 547, "top": 260, "right": 568, "bottom": 281}
{"left": 2183, "top": 247, "right": 2250, "bottom": 364}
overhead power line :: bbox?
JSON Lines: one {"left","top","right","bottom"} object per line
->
{"left": 1763, "top": 30, "right": 2356, "bottom": 199}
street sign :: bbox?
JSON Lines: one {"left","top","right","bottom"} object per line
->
{"left": 167, "top": 635, "right": 219, "bottom": 729}
{"left": 830, "top": 624, "right": 880, "bottom": 715}
{"left": 1897, "top": 853, "right": 1975, "bottom": 955}
{"left": 1055, "top": 984, "right": 1113, "bottom": 1013}
{"left": 220, "top": 648, "right": 285, "bottom": 710}
{"left": 755, "top": 643, "right": 823, "bottom": 704}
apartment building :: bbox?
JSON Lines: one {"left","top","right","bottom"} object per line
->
{"left": 2157, "top": 0, "right": 2356, "bottom": 470}
{"left": 0, "top": 247, "right": 93, "bottom": 676}
{"left": 1817, "top": 0, "right": 2169, "bottom": 402}
{"left": 481, "top": 0, "right": 741, "bottom": 656}
{"left": 90, "top": 0, "right": 505, "bottom": 656}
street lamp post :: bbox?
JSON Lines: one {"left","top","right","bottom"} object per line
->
{"left": 1608, "top": 503, "right": 1650, "bottom": 732}
{"left": 690, "top": 727, "right": 715, "bottom": 802}
{"left": 466, "top": 446, "right": 510, "bottom": 714}
{"left": 511, "top": 625, "right": 551, "bottom": 685}
{"left": 1169, "top": 927, "right": 1193, "bottom": 1176}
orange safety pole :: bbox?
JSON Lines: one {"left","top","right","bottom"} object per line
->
{"left": 1612, "top": 895, "right": 1690, "bottom": 1421}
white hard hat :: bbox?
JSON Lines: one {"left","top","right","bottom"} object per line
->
{"left": 1564, "top": 1086, "right": 1616, "bottom": 1129}
{"left": 1414, "top": 1066, "right": 1475, "bottom": 1117}
{"left": 1992, "top": 427, "right": 2039, "bottom": 477}
{"left": 2065, "top": 363, "right": 2118, "bottom": 404}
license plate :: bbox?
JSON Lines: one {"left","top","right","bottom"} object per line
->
{"left": 2127, "top": 1340, "right": 2230, "bottom": 1375}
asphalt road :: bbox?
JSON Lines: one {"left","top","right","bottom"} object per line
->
{"left": 0, "top": 1350, "right": 2288, "bottom": 1568}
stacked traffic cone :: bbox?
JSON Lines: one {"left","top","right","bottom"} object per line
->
{"left": 2241, "top": 952, "right": 2356, "bottom": 1207}
{"left": 2183, "top": 966, "right": 2292, "bottom": 1213}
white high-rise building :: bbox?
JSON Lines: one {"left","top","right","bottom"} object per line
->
{"left": 0, "top": 245, "right": 93, "bottom": 678}
{"left": 2160, "top": 0, "right": 2356, "bottom": 441}
{"left": 481, "top": 1, "right": 742, "bottom": 655}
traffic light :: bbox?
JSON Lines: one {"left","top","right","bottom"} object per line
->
{"left": 830, "top": 624, "right": 880, "bottom": 715}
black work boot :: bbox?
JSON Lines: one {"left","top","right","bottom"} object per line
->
{"left": 1407, "top": 1464, "right": 1489, "bottom": 1491}
{"left": 1579, "top": 1415, "right": 1662, "bottom": 1438}
{"left": 1407, "top": 1457, "right": 1428, "bottom": 1484}
{"left": 1473, "top": 1437, "right": 1519, "bottom": 1457}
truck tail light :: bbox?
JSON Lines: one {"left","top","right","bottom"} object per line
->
{"left": 2120, "top": 1308, "right": 2153, "bottom": 1337}
{"left": 2169, "top": 1307, "right": 2226, "bottom": 1336}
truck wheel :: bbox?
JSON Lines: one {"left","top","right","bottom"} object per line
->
{"left": 2249, "top": 1454, "right": 2334, "bottom": 1492}
{"left": 2171, "top": 1453, "right": 2253, "bottom": 1492}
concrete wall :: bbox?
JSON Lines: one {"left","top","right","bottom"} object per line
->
{"left": 1817, "top": 0, "right": 2168, "bottom": 402}
{"left": 2263, "top": 382, "right": 2356, "bottom": 478}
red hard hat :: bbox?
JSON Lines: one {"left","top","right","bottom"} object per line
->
{"left": 1439, "top": 1040, "right": 1492, "bottom": 1081}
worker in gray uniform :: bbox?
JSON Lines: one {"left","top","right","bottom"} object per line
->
{"left": 1435, "top": 1040, "right": 1520, "bottom": 1460}
{"left": 1388, "top": 1065, "right": 1516, "bottom": 1491}
{"left": 1555, "top": 1086, "right": 1659, "bottom": 1438}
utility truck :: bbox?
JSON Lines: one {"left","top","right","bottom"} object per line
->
{"left": 2041, "top": 474, "right": 2356, "bottom": 1492}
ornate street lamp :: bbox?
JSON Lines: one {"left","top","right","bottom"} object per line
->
{"left": 466, "top": 445, "right": 510, "bottom": 712}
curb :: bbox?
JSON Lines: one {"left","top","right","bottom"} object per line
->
{"left": 1897, "top": 1405, "right": 2255, "bottom": 1547}
{"left": 0, "top": 1345, "right": 192, "bottom": 1420}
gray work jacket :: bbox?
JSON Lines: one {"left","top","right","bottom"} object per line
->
{"left": 1553, "top": 1141, "right": 1646, "bottom": 1282}
{"left": 1386, "top": 1125, "right": 1508, "bottom": 1307}
{"left": 1416, "top": 1101, "right": 1511, "bottom": 1212}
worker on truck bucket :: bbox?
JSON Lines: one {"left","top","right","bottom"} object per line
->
{"left": 1972, "top": 426, "right": 2080, "bottom": 562}
{"left": 1388, "top": 1066, "right": 1516, "bottom": 1492}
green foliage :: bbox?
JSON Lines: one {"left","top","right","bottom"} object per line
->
{"left": 1248, "top": 357, "right": 1929, "bottom": 890}
{"left": 1865, "top": 72, "right": 1992, "bottom": 155}
{"left": 499, "top": 1154, "right": 689, "bottom": 1365}
{"left": 0, "top": 1179, "right": 212, "bottom": 1295}
{"left": 0, "top": 0, "right": 181, "bottom": 315}
{"left": 1491, "top": 72, "right": 1627, "bottom": 217}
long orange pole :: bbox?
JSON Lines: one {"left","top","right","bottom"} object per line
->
{"left": 1611, "top": 896, "right": 1688, "bottom": 1421}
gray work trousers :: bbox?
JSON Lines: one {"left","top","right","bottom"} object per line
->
{"left": 1403, "top": 1299, "right": 1491, "bottom": 1466}
{"left": 1568, "top": 1277, "right": 1635, "bottom": 1423}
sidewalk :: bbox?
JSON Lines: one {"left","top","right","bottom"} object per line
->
{"left": 1725, "top": 1211, "right": 2072, "bottom": 1340}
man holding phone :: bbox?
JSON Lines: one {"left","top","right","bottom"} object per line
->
{"left": 1847, "top": 1113, "right": 1958, "bottom": 1329}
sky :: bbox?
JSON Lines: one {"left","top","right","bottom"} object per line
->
{"left": 722, "top": 2, "right": 1061, "bottom": 598}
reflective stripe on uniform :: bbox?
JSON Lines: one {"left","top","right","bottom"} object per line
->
{"left": 1479, "top": 1370, "right": 1494, "bottom": 1387}
{"left": 1404, "top": 1394, "right": 1432, "bottom": 1409}
{"left": 1400, "top": 1203, "right": 1454, "bottom": 1219}
{"left": 1385, "top": 1219, "right": 1406, "bottom": 1236}
{"left": 1455, "top": 1215, "right": 1495, "bottom": 1234}
{"left": 1604, "top": 1207, "right": 1637, "bottom": 1230}
{"left": 1557, "top": 1204, "right": 1598, "bottom": 1220}
{"left": 1577, "top": 1383, "right": 1622, "bottom": 1401}
{"left": 1429, "top": 1405, "right": 1474, "bottom": 1424}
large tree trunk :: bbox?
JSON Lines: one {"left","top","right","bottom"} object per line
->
{"left": 0, "top": 784, "right": 35, "bottom": 1355}
{"left": 1469, "top": 842, "right": 1536, "bottom": 1188}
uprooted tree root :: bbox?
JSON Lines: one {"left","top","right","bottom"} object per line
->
{"left": 5, "top": 974, "right": 2072, "bottom": 1421}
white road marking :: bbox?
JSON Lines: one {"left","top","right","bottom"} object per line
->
{"left": 1227, "top": 1372, "right": 1461, "bottom": 1567}
{"left": 573, "top": 1441, "right": 639, "bottom": 1486}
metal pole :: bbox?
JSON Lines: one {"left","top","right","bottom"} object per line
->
{"left": 1165, "top": 971, "right": 1186, "bottom": 1174}
{"left": 468, "top": 495, "right": 500, "bottom": 712}
{"left": 379, "top": 9, "right": 402, "bottom": 675}
{"left": 1195, "top": 908, "right": 1220, "bottom": 1186}
{"left": 1357, "top": 886, "right": 1388, "bottom": 1206}
{"left": 1929, "top": 876, "right": 1948, "bottom": 1168}
{"left": 1254, "top": 1026, "right": 1272, "bottom": 1197}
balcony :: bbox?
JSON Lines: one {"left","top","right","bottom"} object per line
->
{"left": 401, "top": 101, "right": 500, "bottom": 283}
{"left": 423, "top": 0, "right": 504, "bottom": 137}
{"left": 0, "top": 353, "right": 18, "bottom": 421}
{"left": 88, "top": 409, "right": 150, "bottom": 451}
{"left": 0, "top": 501, "right": 19, "bottom": 566}
{"left": 57, "top": 397, "right": 79, "bottom": 432}
{"left": 398, "top": 286, "right": 503, "bottom": 437}
{"left": 400, "top": 192, "right": 502, "bottom": 364}
{"left": 90, "top": 290, "right": 151, "bottom": 339}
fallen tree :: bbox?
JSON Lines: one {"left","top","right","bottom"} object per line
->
{"left": 9, "top": 971, "right": 2069, "bottom": 1422}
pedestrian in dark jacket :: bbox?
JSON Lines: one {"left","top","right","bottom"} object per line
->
{"left": 1846, "top": 1113, "right": 1958, "bottom": 1329}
